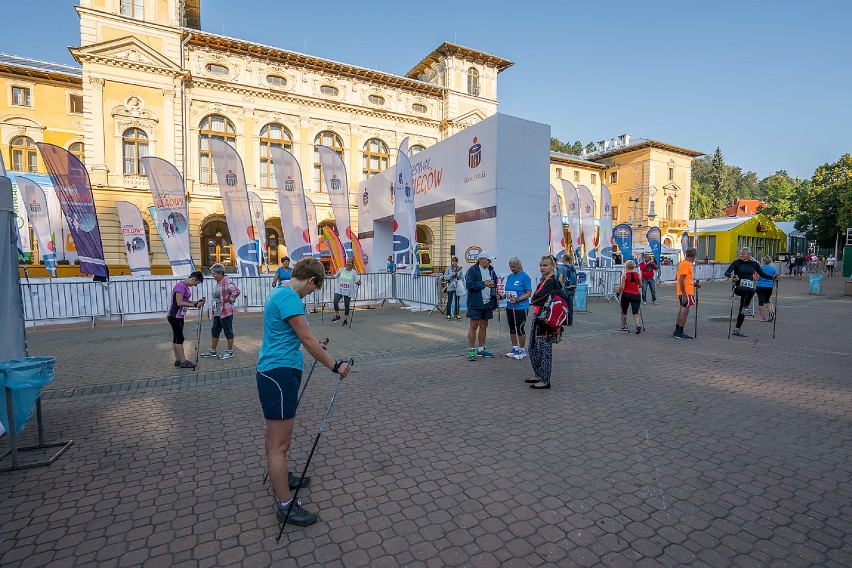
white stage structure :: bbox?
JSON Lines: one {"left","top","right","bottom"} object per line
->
{"left": 357, "top": 114, "right": 550, "bottom": 276}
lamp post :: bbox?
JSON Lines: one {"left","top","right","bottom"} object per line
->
{"left": 628, "top": 186, "right": 657, "bottom": 228}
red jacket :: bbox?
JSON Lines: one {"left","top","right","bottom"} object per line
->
{"left": 639, "top": 260, "right": 657, "bottom": 280}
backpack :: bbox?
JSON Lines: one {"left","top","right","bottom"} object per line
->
{"left": 536, "top": 289, "right": 569, "bottom": 331}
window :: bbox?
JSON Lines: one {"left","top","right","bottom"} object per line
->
{"left": 666, "top": 196, "right": 674, "bottom": 219}
{"left": 697, "top": 235, "right": 716, "bottom": 260}
{"left": 555, "top": 167, "right": 562, "bottom": 178}
{"left": 591, "top": 174, "right": 596, "bottom": 185}
{"left": 122, "top": 128, "right": 148, "bottom": 175}
{"left": 313, "top": 131, "right": 344, "bottom": 191}
{"left": 410, "top": 145, "right": 425, "bottom": 156}
{"left": 612, "top": 205, "right": 619, "bottom": 221}
{"left": 69, "top": 93, "right": 83, "bottom": 114}
{"left": 320, "top": 85, "right": 339, "bottom": 96}
{"left": 206, "top": 63, "right": 229, "bottom": 76}
{"left": 368, "top": 94, "right": 385, "bottom": 105}
{"left": 199, "top": 115, "right": 236, "bottom": 183}
{"left": 69, "top": 142, "right": 85, "bottom": 164}
{"left": 467, "top": 68, "right": 480, "bottom": 96}
{"left": 574, "top": 171, "right": 580, "bottom": 182}
{"left": 10, "top": 136, "right": 38, "bottom": 172}
{"left": 259, "top": 123, "right": 292, "bottom": 188}
{"left": 609, "top": 172, "right": 618, "bottom": 184}
{"left": 120, "top": 0, "right": 144, "bottom": 18}
{"left": 412, "top": 103, "right": 427, "bottom": 113}
{"left": 266, "top": 75, "right": 287, "bottom": 87}
{"left": 362, "top": 138, "right": 389, "bottom": 179}
{"left": 668, "top": 167, "right": 674, "bottom": 181}
{"left": 12, "top": 86, "right": 31, "bottom": 107}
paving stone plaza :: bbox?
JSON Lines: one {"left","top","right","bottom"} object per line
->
{"left": 1, "top": 275, "right": 850, "bottom": 567}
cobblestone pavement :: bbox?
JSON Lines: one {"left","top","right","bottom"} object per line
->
{"left": 1, "top": 275, "right": 850, "bottom": 566}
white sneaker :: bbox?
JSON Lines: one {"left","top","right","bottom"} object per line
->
{"left": 506, "top": 347, "right": 518, "bottom": 358}
{"left": 219, "top": 350, "right": 234, "bottom": 360}
{"left": 200, "top": 349, "right": 218, "bottom": 358}
{"left": 514, "top": 349, "right": 527, "bottom": 360}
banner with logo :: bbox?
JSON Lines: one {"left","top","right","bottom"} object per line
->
{"left": 305, "top": 196, "right": 320, "bottom": 257}
{"left": 207, "top": 139, "right": 259, "bottom": 276}
{"left": 599, "top": 183, "right": 614, "bottom": 267}
{"left": 141, "top": 157, "right": 195, "bottom": 276}
{"left": 393, "top": 138, "right": 417, "bottom": 266}
{"left": 680, "top": 231, "right": 690, "bottom": 255}
{"left": 148, "top": 206, "right": 168, "bottom": 255}
{"left": 115, "top": 201, "right": 151, "bottom": 276}
{"left": 317, "top": 145, "right": 352, "bottom": 250}
{"left": 612, "top": 223, "right": 633, "bottom": 263}
{"left": 248, "top": 191, "right": 268, "bottom": 271}
{"left": 561, "top": 180, "right": 582, "bottom": 263}
{"left": 270, "top": 147, "right": 313, "bottom": 262}
{"left": 647, "top": 226, "right": 662, "bottom": 265}
{"left": 548, "top": 184, "right": 566, "bottom": 259}
{"left": 17, "top": 176, "right": 57, "bottom": 276}
{"left": 577, "top": 184, "right": 596, "bottom": 266}
{"left": 37, "top": 143, "right": 108, "bottom": 278}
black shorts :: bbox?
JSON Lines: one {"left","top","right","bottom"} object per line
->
{"left": 756, "top": 287, "right": 773, "bottom": 306}
{"left": 211, "top": 315, "right": 234, "bottom": 339}
{"left": 466, "top": 305, "right": 494, "bottom": 321}
{"left": 506, "top": 306, "right": 527, "bottom": 335}
{"left": 256, "top": 367, "right": 302, "bottom": 420}
{"left": 167, "top": 316, "right": 185, "bottom": 344}
{"left": 620, "top": 293, "right": 641, "bottom": 315}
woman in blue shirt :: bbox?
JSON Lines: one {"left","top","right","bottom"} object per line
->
{"left": 257, "top": 257, "right": 351, "bottom": 527}
{"left": 502, "top": 257, "right": 533, "bottom": 360}
{"left": 756, "top": 255, "right": 777, "bottom": 322}
{"left": 272, "top": 256, "right": 293, "bottom": 287}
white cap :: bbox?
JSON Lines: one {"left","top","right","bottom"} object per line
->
{"left": 478, "top": 251, "right": 496, "bottom": 261}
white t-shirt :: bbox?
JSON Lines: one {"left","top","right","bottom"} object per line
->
{"left": 336, "top": 268, "right": 358, "bottom": 297}
{"left": 479, "top": 266, "right": 491, "bottom": 305}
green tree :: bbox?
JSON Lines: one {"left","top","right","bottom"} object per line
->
{"left": 710, "top": 147, "right": 731, "bottom": 213}
{"left": 795, "top": 154, "right": 852, "bottom": 247}
{"left": 550, "top": 137, "right": 585, "bottom": 155}
{"left": 761, "top": 174, "right": 795, "bottom": 220}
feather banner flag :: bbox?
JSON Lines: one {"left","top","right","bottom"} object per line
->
{"left": 322, "top": 226, "right": 346, "bottom": 273}
{"left": 647, "top": 226, "right": 662, "bottom": 266}
{"left": 305, "top": 196, "right": 320, "bottom": 258}
{"left": 115, "top": 200, "right": 151, "bottom": 276}
{"left": 599, "top": 183, "right": 614, "bottom": 267}
{"left": 680, "top": 231, "right": 690, "bottom": 255}
{"left": 548, "top": 184, "right": 566, "bottom": 259}
{"left": 208, "top": 139, "right": 260, "bottom": 276}
{"left": 269, "top": 147, "right": 313, "bottom": 261}
{"left": 393, "top": 137, "right": 417, "bottom": 266}
{"left": 561, "top": 180, "right": 582, "bottom": 264}
{"left": 141, "top": 157, "right": 195, "bottom": 276}
{"left": 16, "top": 176, "right": 57, "bottom": 276}
{"left": 317, "top": 145, "right": 353, "bottom": 250}
{"left": 577, "top": 184, "right": 596, "bottom": 266}
{"left": 37, "top": 143, "right": 108, "bottom": 278}
{"left": 248, "top": 191, "right": 269, "bottom": 271}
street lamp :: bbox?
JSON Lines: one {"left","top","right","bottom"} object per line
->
{"left": 628, "top": 186, "right": 657, "bottom": 227}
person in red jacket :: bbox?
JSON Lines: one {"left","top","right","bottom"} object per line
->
{"left": 639, "top": 254, "right": 658, "bottom": 304}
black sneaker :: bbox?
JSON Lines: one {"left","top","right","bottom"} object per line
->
{"left": 276, "top": 498, "right": 319, "bottom": 526}
{"left": 342, "top": 319, "right": 348, "bottom": 327}
{"left": 331, "top": 315, "right": 340, "bottom": 323}
{"left": 672, "top": 332, "right": 694, "bottom": 340}
{"left": 288, "top": 471, "right": 311, "bottom": 490}
{"left": 732, "top": 329, "right": 748, "bottom": 337}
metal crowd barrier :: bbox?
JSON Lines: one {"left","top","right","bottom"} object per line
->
{"left": 21, "top": 279, "right": 108, "bottom": 329}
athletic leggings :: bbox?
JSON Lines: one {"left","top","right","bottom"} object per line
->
{"left": 736, "top": 290, "right": 755, "bottom": 328}
{"left": 529, "top": 327, "right": 553, "bottom": 385}
{"left": 333, "top": 293, "right": 351, "bottom": 315}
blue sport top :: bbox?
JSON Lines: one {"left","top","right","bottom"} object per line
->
{"left": 257, "top": 286, "right": 305, "bottom": 372}
{"left": 276, "top": 267, "right": 292, "bottom": 282}
{"left": 757, "top": 264, "right": 777, "bottom": 288}
{"left": 503, "top": 271, "right": 532, "bottom": 310}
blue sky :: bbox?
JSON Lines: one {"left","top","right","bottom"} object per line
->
{"left": 4, "top": 0, "right": 849, "bottom": 179}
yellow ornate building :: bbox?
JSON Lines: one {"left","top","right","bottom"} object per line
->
{"left": 2, "top": 0, "right": 700, "bottom": 275}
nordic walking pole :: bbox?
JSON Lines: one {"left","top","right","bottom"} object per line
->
{"left": 693, "top": 281, "right": 699, "bottom": 338}
{"left": 347, "top": 283, "right": 360, "bottom": 330}
{"left": 193, "top": 304, "right": 205, "bottom": 368}
{"left": 277, "top": 357, "right": 354, "bottom": 543}
{"left": 263, "top": 338, "right": 330, "bottom": 485}
{"left": 772, "top": 279, "right": 779, "bottom": 339}
{"left": 727, "top": 290, "right": 735, "bottom": 340}
{"left": 507, "top": 301, "right": 518, "bottom": 358}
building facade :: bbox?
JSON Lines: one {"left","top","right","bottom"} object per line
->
{"left": 2, "top": 0, "right": 700, "bottom": 275}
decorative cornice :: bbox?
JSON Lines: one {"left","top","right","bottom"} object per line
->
{"left": 406, "top": 42, "right": 514, "bottom": 79}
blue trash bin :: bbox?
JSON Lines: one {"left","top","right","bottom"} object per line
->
{"left": 808, "top": 274, "right": 823, "bottom": 295}
{"left": 0, "top": 357, "right": 56, "bottom": 436}
{"left": 575, "top": 283, "right": 589, "bottom": 312}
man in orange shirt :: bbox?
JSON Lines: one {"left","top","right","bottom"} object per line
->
{"left": 673, "top": 248, "right": 699, "bottom": 339}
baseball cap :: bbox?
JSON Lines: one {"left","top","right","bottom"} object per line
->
{"left": 478, "top": 251, "right": 496, "bottom": 261}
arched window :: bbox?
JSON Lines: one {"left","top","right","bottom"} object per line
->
{"left": 259, "top": 123, "right": 292, "bottom": 188}
{"left": 666, "top": 196, "right": 674, "bottom": 219}
{"left": 206, "top": 63, "right": 229, "bottom": 76}
{"left": 313, "top": 131, "right": 344, "bottom": 192}
{"left": 69, "top": 142, "right": 84, "bottom": 164}
{"left": 199, "top": 115, "right": 236, "bottom": 183}
{"left": 410, "top": 145, "right": 425, "bottom": 156}
{"left": 467, "top": 67, "right": 480, "bottom": 96}
{"left": 362, "top": 138, "right": 389, "bottom": 180}
{"left": 10, "top": 136, "right": 38, "bottom": 172}
{"left": 122, "top": 128, "right": 148, "bottom": 175}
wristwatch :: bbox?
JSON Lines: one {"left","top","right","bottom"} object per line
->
{"left": 332, "top": 360, "right": 344, "bottom": 373}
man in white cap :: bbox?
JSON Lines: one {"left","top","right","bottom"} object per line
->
{"left": 464, "top": 251, "right": 498, "bottom": 361}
